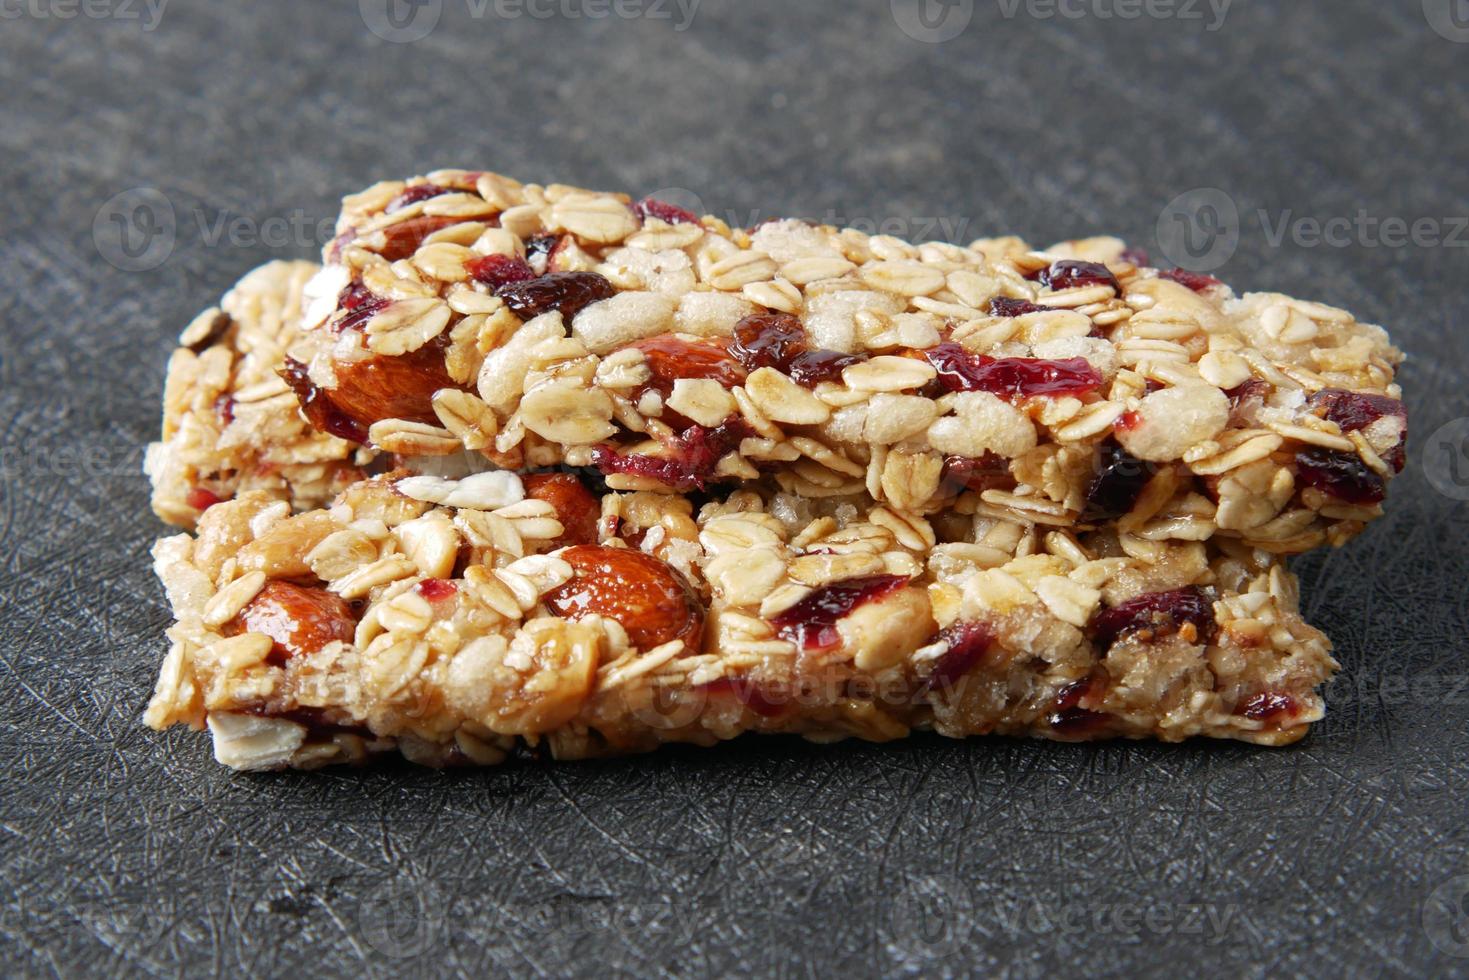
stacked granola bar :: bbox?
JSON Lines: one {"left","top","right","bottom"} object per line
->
{"left": 143, "top": 171, "right": 1406, "bottom": 769}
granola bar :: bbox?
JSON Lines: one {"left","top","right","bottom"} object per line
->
{"left": 145, "top": 472, "right": 1336, "bottom": 770}
{"left": 275, "top": 170, "right": 1405, "bottom": 555}
{"left": 145, "top": 261, "right": 366, "bottom": 526}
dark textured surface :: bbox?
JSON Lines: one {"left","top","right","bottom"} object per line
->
{"left": 2, "top": 1, "right": 1467, "bottom": 975}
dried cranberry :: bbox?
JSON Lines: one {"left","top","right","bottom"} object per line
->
{"left": 467, "top": 253, "right": 536, "bottom": 290}
{"left": 591, "top": 419, "right": 753, "bottom": 491}
{"left": 333, "top": 282, "right": 389, "bottom": 333}
{"left": 1316, "top": 387, "right": 1404, "bottom": 470}
{"left": 988, "top": 296, "right": 1053, "bottom": 317}
{"left": 1308, "top": 390, "right": 1408, "bottom": 471}
{"left": 1239, "top": 692, "right": 1298, "bottom": 723}
{"left": 385, "top": 183, "right": 450, "bottom": 213}
{"left": 1160, "top": 268, "right": 1222, "bottom": 292}
{"left": 787, "top": 349, "right": 867, "bottom": 386}
{"left": 495, "top": 271, "right": 616, "bottom": 322}
{"left": 376, "top": 215, "right": 462, "bottom": 261}
{"left": 922, "top": 622, "right": 996, "bottom": 689}
{"left": 186, "top": 487, "right": 223, "bottom": 511}
{"left": 1226, "top": 378, "right": 1269, "bottom": 407}
{"left": 730, "top": 312, "right": 809, "bottom": 372}
{"left": 698, "top": 676, "right": 787, "bottom": 718}
{"left": 923, "top": 343, "right": 1102, "bottom": 400}
{"left": 1047, "top": 677, "right": 1108, "bottom": 734}
{"left": 1295, "top": 447, "right": 1387, "bottom": 504}
{"left": 1119, "top": 246, "right": 1150, "bottom": 267}
{"left": 630, "top": 335, "right": 747, "bottom": 398}
{"left": 941, "top": 454, "right": 1012, "bottom": 493}
{"left": 416, "top": 579, "right": 458, "bottom": 602}
{"left": 1083, "top": 440, "right": 1153, "bottom": 521}
{"left": 1114, "top": 410, "right": 1142, "bottom": 433}
{"left": 1089, "top": 587, "right": 1216, "bottom": 651}
{"left": 1040, "top": 260, "right": 1120, "bottom": 293}
{"left": 635, "top": 197, "right": 699, "bottom": 226}
{"left": 281, "top": 357, "right": 369, "bottom": 444}
{"left": 769, "top": 575, "right": 910, "bottom": 650}
{"left": 728, "top": 312, "right": 868, "bottom": 389}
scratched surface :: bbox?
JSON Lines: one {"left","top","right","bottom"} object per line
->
{"left": 2, "top": 1, "right": 1467, "bottom": 976}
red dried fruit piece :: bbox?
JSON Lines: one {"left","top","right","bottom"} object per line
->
{"left": 1239, "top": 692, "right": 1299, "bottom": 723}
{"left": 522, "top": 473, "right": 601, "bottom": 547}
{"left": 466, "top": 254, "right": 536, "bottom": 290}
{"left": 730, "top": 312, "right": 809, "bottom": 371}
{"left": 1119, "top": 246, "right": 1150, "bottom": 267}
{"left": 630, "top": 335, "right": 747, "bottom": 397}
{"left": 213, "top": 393, "right": 236, "bottom": 426}
{"left": 988, "top": 296, "right": 1054, "bottom": 317}
{"left": 1308, "top": 388, "right": 1408, "bottom": 472}
{"left": 1089, "top": 587, "right": 1216, "bottom": 651}
{"left": 495, "top": 271, "right": 616, "bottom": 322}
{"left": 186, "top": 487, "right": 223, "bottom": 512}
{"left": 1113, "top": 410, "right": 1142, "bottom": 433}
{"left": 788, "top": 349, "right": 868, "bottom": 386}
{"left": 591, "top": 418, "right": 753, "bottom": 491}
{"left": 941, "top": 454, "right": 1012, "bottom": 493}
{"left": 697, "top": 676, "right": 788, "bottom": 718}
{"left": 1047, "top": 677, "right": 1109, "bottom": 735}
{"left": 769, "top": 575, "right": 910, "bottom": 651}
{"left": 228, "top": 581, "right": 358, "bottom": 666}
{"left": 416, "top": 579, "right": 458, "bottom": 602}
{"left": 385, "top": 183, "right": 450, "bottom": 213}
{"left": 376, "top": 215, "right": 463, "bottom": 262}
{"left": 922, "top": 622, "right": 997, "bottom": 689}
{"left": 923, "top": 343, "right": 1102, "bottom": 400}
{"left": 728, "top": 312, "right": 869, "bottom": 388}
{"left": 333, "top": 282, "right": 389, "bottom": 334}
{"left": 634, "top": 197, "right": 699, "bottom": 226}
{"left": 1040, "top": 259, "right": 1120, "bottom": 293}
{"left": 281, "top": 338, "right": 458, "bottom": 445}
{"left": 1295, "top": 447, "right": 1387, "bottom": 504}
{"left": 1160, "top": 268, "right": 1222, "bottom": 292}
{"left": 544, "top": 545, "right": 705, "bottom": 653}
{"left": 1083, "top": 439, "right": 1153, "bottom": 521}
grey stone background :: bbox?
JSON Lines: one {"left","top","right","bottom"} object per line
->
{"left": 2, "top": 0, "right": 1467, "bottom": 975}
